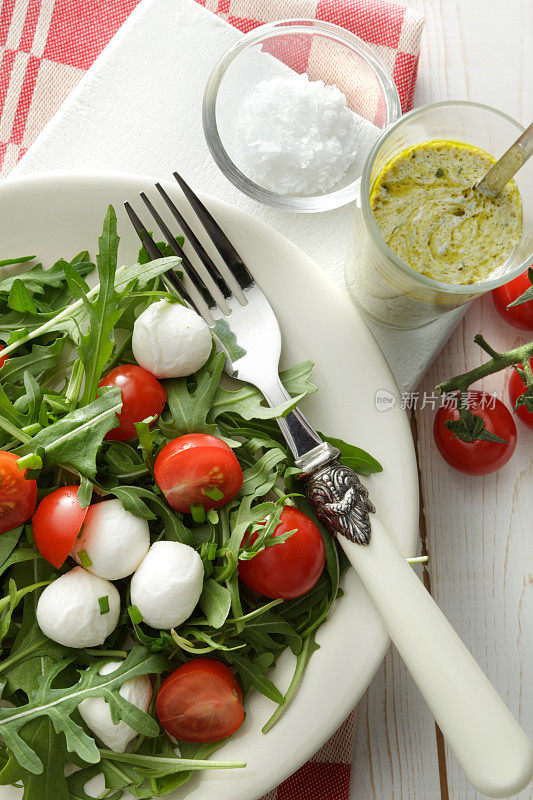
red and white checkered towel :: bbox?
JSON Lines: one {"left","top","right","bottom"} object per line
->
{"left": 0, "top": 0, "right": 424, "bottom": 796}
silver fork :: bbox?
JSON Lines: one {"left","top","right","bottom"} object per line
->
{"left": 125, "top": 174, "right": 532, "bottom": 798}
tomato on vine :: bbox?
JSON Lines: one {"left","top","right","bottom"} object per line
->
{"left": 433, "top": 392, "right": 517, "bottom": 476}
{"left": 492, "top": 269, "right": 533, "bottom": 331}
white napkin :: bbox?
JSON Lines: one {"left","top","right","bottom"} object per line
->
{"left": 11, "top": 0, "right": 463, "bottom": 391}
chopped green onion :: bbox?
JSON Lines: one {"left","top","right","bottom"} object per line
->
{"left": 78, "top": 549, "right": 92, "bottom": 569}
{"left": 200, "top": 542, "right": 218, "bottom": 561}
{"left": 128, "top": 605, "right": 143, "bottom": 625}
{"left": 207, "top": 508, "right": 219, "bottom": 525}
{"left": 98, "top": 595, "right": 110, "bottom": 615}
{"left": 16, "top": 453, "right": 43, "bottom": 471}
{"left": 435, "top": 168, "right": 444, "bottom": 178}
{"left": 202, "top": 486, "right": 224, "bottom": 502}
{"left": 190, "top": 503, "right": 206, "bottom": 523}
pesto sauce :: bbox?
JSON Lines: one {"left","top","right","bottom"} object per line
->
{"left": 370, "top": 141, "right": 522, "bottom": 284}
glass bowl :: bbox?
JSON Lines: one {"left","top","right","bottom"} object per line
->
{"left": 345, "top": 101, "right": 532, "bottom": 328}
{"left": 203, "top": 19, "right": 401, "bottom": 212}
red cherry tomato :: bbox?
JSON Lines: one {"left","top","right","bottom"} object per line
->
{"left": 492, "top": 270, "right": 533, "bottom": 331}
{"left": 154, "top": 434, "right": 243, "bottom": 513}
{"left": 156, "top": 658, "right": 244, "bottom": 743}
{"left": 98, "top": 364, "right": 167, "bottom": 441}
{"left": 0, "top": 346, "right": 8, "bottom": 369}
{"left": 32, "top": 486, "right": 89, "bottom": 567}
{"left": 238, "top": 506, "right": 326, "bottom": 599}
{"left": 433, "top": 391, "right": 517, "bottom": 476}
{"left": 508, "top": 359, "right": 533, "bottom": 431}
{"left": 0, "top": 451, "right": 37, "bottom": 534}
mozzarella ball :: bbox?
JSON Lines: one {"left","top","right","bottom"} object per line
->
{"left": 132, "top": 300, "right": 212, "bottom": 379}
{"left": 36, "top": 567, "right": 120, "bottom": 648}
{"left": 78, "top": 661, "right": 152, "bottom": 752}
{"left": 71, "top": 499, "right": 150, "bottom": 580}
{"left": 130, "top": 541, "right": 204, "bottom": 629}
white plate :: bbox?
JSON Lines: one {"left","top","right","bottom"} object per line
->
{"left": 0, "top": 172, "right": 418, "bottom": 800}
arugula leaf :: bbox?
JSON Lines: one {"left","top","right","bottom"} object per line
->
{"left": 199, "top": 579, "right": 231, "bottom": 629}
{"left": 64, "top": 206, "right": 125, "bottom": 405}
{"left": 0, "top": 338, "right": 66, "bottom": 385}
{"left": 1, "top": 718, "right": 71, "bottom": 800}
{"left": 0, "top": 382, "right": 25, "bottom": 428}
{"left": 0, "top": 254, "right": 92, "bottom": 296}
{"left": 210, "top": 361, "right": 316, "bottom": 421}
{"left": 0, "top": 254, "right": 35, "bottom": 269}
{"left": 0, "top": 526, "right": 24, "bottom": 571}
{"left": 67, "top": 764, "right": 123, "bottom": 800}
{"left": 16, "top": 386, "right": 122, "bottom": 479}
{"left": 161, "top": 349, "right": 224, "bottom": 436}
{"left": 0, "top": 647, "right": 168, "bottom": 775}
{"left": 0, "top": 250, "right": 180, "bottom": 359}
{"left": 0, "top": 547, "right": 41, "bottom": 580}
{"left": 103, "top": 441, "right": 150, "bottom": 482}
{"left": 239, "top": 447, "right": 288, "bottom": 497}
{"left": 108, "top": 485, "right": 192, "bottom": 546}
{"left": 1, "top": 559, "right": 66, "bottom": 697}
{"left": 318, "top": 432, "right": 383, "bottom": 475}
{"left": 240, "top": 611, "right": 302, "bottom": 655}
{"left": 228, "top": 654, "right": 283, "bottom": 703}
{"left": 8, "top": 278, "right": 38, "bottom": 313}
{"left": 262, "top": 632, "right": 319, "bottom": 733}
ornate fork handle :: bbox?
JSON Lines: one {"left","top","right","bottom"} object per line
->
{"left": 295, "top": 443, "right": 375, "bottom": 545}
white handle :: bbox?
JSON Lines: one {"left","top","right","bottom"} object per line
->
{"left": 339, "top": 516, "right": 533, "bottom": 798}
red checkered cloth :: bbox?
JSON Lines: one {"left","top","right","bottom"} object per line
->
{"left": 0, "top": 0, "right": 423, "bottom": 797}
{"left": 0, "top": 0, "right": 424, "bottom": 176}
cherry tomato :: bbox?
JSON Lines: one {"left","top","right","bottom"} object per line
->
{"left": 0, "top": 346, "right": 8, "bottom": 369}
{"left": 492, "top": 270, "right": 533, "bottom": 331}
{"left": 238, "top": 506, "right": 326, "bottom": 599}
{"left": 154, "top": 434, "right": 243, "bottom": 513}
{"left": 32, "top": 486, "right": 89, "bottom": 567}
{"left": 508, "top": 359, "right": 533, "bottom": 431}
{"left": 98, "top": 364, "right": 167, "bottom": 441}
{"left": 0, "top": 451, "right": 37, "bottom": 534}
{"left": 433, "top": 391, "right": 517, "bottom": 476}
{"left": 156, "top": 658, "right": 244, "bottom": 743}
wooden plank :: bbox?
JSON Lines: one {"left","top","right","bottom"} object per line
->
{"left": 417, "top": 295, "right": 533, "bottom": 800}
{"left": 353, "top": 1, "right": 532, "bottom": 798}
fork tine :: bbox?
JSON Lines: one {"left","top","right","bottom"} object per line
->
{"left": 173, "top": 172, "right": 255, "bottom": 292}
{"left": 124, "top": 201, "right": 199, "bottom": 313}
{"left": 156, "top": 183, "right": 232, "bottom": 300}
{"left": 140, "top": 192, "right": 217, "bottom": 311}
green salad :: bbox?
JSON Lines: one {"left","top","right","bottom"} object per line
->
{"left": 0, "top": 208, "right": 382, "bottom": 800}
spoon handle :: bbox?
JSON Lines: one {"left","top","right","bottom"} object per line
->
{"left": 476, "top": 121, "right": 533, "bottom": 198}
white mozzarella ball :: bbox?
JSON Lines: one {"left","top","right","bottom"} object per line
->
{"left": 71, "top": 499, "right": 150, "bottom": 580}
{"left": 36, "top": 568, "right": 120, "bottom": 648}
{"left": 132, "top": 300, "right": 212, "bottom": 379}
{"left": 78, "top": 661, "right": 152, "bottom": 753}
{"left": 130, "top": 541, "right": 204, "bottom": 629}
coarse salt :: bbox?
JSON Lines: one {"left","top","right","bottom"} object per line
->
{"left": 236, "top": 73, "right": 359, "bottom": 196}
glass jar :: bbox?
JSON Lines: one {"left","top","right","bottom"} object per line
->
{"left": 345, "top": 102, "right": 533, "bottom": 329}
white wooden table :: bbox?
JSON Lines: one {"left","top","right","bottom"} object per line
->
{"left": 350, "top": 2, "right": 533, "bottom": 798}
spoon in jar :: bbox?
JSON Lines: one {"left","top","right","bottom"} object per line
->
{"left": 475, "top": 121, "right": 533, "bottom": 198}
